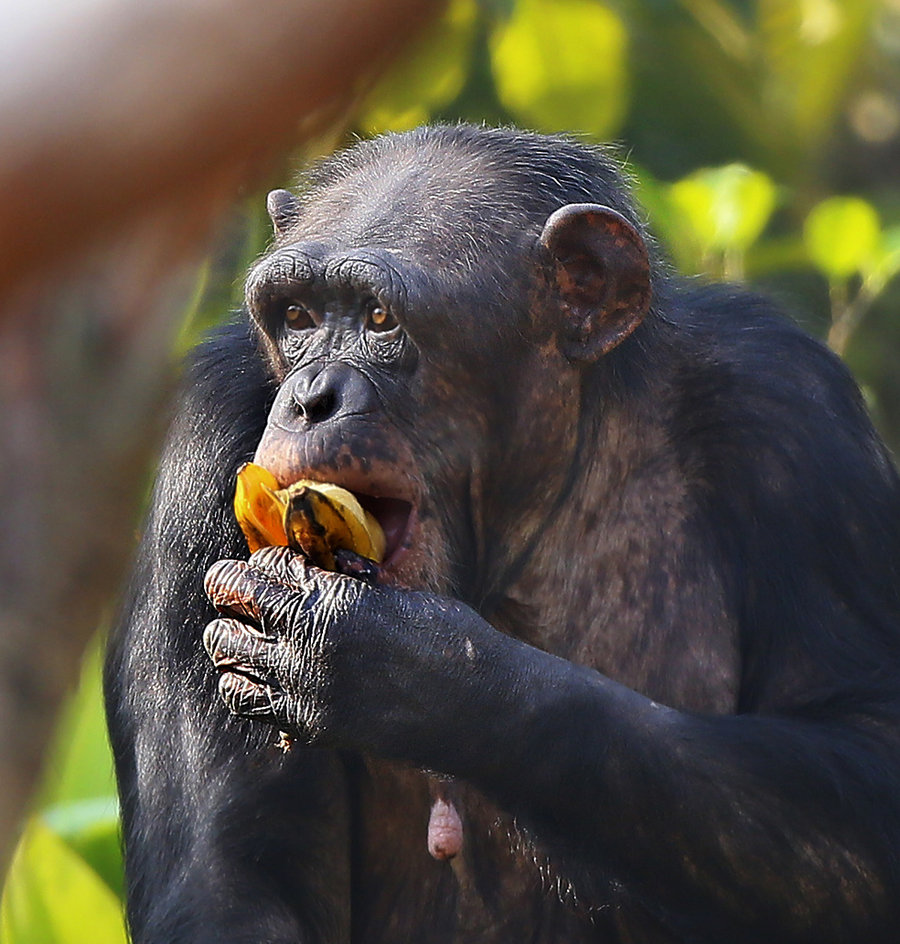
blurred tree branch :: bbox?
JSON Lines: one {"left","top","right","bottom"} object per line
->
{"left": 0, "top": 0, "right": 443, "bottom": 878}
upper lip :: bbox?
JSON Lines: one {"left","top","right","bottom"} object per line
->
{"left": 277, "top": 467, "right": 416, "bottom": 505}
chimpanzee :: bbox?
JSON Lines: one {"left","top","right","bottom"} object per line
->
{"left": 105, "top": 124, "right": 900, "bottom": 944}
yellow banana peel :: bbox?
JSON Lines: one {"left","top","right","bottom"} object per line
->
{"left": 234, "top": 463, "right": 385, "bottom": 569}
{"left": 233, "top": 463, "right": 287, "bottom": 553}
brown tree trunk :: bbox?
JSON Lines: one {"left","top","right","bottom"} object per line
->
{"left": 0, "top": 0, "right": 443, "bottom": 877}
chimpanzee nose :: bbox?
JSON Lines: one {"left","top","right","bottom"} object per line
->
{"left": 289, "top": 363, "right": 378, "bottom": 424}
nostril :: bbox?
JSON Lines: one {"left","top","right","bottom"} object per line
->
{"left": 285, "top": 362, "right": 376, "bottom": 427}
{"left": 293, "top": 386, "right": 338, "bottom": 423}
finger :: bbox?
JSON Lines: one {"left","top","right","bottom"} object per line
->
{"left": 217, "top": 671, "right": 288, "bottom": 723}
{"left": 203, "top": 618, "right": 275, "bottom": 671}
{"left": 204, "top": 558, "right": 282, "bottom": 622}
{"left": 247, "top": 549, "right": 342, "bottom": 625}
{"left": 249, "top": 545, "right": 320, "bottom": 589}
{"left": 332, "top": 548, "right": 381, "bottom": 585}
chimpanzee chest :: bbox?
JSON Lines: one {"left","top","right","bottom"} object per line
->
{"left": 351, "top": 759, "right": 604, "bottom": 944}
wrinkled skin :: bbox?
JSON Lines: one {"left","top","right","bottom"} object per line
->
{"left": 202, "top": 547, "right": 522, "bottom": 763}
{"left": 107, "top": 126, "right": 900, "bottom": 944}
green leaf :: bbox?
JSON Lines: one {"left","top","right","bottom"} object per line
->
{"left": 359, "top": 0, "right": 478, "bottom": 133}
{"left": 632, "top": 166, "right": 675, "bottom": 238}
{"left": 489, "top": 0, "right": 628, "bottom": 138}
{"left": 759, "top": 0, "right": 879, "bottom": 149}
{"left": 44, "top": 799, "right": 123, "bottom": 899}
{"left": 869, "top": 224, "right": 900, "bottom": 286}
{"left": 632, "top": 165, "right": 696, "bottom": 269}
{"left": 0, "top": 820, "right": 127, "bottom": 944}
{"left": 803, "top": 196, "right": 881, "bottom": 282}
{"left": 668, "top": 164, "right": 777, "bottom": 254}
{"left": 37, "top": 638, "right": 116, "bottom": 809}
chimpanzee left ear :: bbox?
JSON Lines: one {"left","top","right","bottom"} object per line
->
{"left": 539, "top": 203, "right": 652, "bottom": 362}
{"left": 267, "top": 189, "right": 301, "bottom": 238}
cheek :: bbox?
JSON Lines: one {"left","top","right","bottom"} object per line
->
{"left": 475, "top": 359, "right": 582, "bottom": 561}
{"left": 516, "top": 358, "right": 581, "bottom": 466}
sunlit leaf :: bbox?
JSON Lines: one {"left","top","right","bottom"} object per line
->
{"left": 489, "top": 0, "right": 628, "bottom": 138}
{"left": 631, "top": 165, "right": 694, "bottom": 269}
{"left": 44, "top": 799, "right": 123, "bottom": 900}
{"left": 869, "top": 224, "right": 900, "bottom": 286}
{"left": 632, "top": 166, "right": 675, "bottom": 236}
{"left": 803, "top": 196, "right": 881, "bottom": 281}
{"left": 668, "top": 164, "right": 777, "bottom": 254}
{"left": 759, "top": 0, "right": 879, "bottom": 149}
{"left": 360, "top": 0, "right": 478, "bottom": 133}
{"left": 0, "top": 820, "right": 127, "bottom": 944}
{"left": 37, "top": 638, "right": 116, "bottom": 809}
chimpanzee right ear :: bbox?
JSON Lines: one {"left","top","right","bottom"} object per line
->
{"left": 266, "top": 189, "right": 301, "bottom": 238}
{"left": 539, "top": 203, "right": 652, "bottom": 363}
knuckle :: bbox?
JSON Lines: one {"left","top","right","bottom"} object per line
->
{"left": 257, "top": 582, "right": 297, "bottom": 625}
{"left": 218, "top": 672, "right": 262, "bottom": 716}
{"left": 202, "top": 619, "right": 227, "bottom": 658}
{"left": 249, "top": 545, "right": 297, "bottom": 576}
{"left": 204, "top": 558, "right": 250, "bottom": 606}
{"left": 203, "top": 618, "right": 250, "bottom": 666}
{"left": 217, "top": 672, "right": 241, "bottom": 711}
{"left": 285, "top": 553, "right": 316, "bottom": 584}
{"left": 205, "top": 619, "right": 274, "bottom": 669}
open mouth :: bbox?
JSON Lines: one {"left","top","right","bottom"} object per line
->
{"left": 234, "top": 462, "right": 418, "bottom": 568}
{"left": 355, "top": 494, "right": 414, "bottom": 566}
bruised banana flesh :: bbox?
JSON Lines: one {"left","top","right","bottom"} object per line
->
{"left": 234, "top": 462, "right": 385, "bottom": 570}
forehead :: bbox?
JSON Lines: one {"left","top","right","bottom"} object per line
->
{"left": 289, "top": 140, "right": 536, "bottom": 272}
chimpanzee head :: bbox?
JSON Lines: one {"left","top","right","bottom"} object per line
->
{"left": 245, "top": 125, "right": 654, "bottom": 602}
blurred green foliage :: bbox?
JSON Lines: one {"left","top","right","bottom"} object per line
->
{"left": 4, "top": 1, "right": 898, "bottom": 940}
{"left": 361, "top": 0, "right": 480, "bottom": 133}
{"left": 661, "top": 163, "right": 779, "bottom": 278}
{"left": 1, "top": 821, "right": 125, "bottom": 944}
{"left": 2, "top": 644, "right": 123, "bottom": 941}
{"left": 804, "top": 196, "right": 883, "bottom": 281}
{"left": 490, "top": 0, "right": 628, "bottom": 136}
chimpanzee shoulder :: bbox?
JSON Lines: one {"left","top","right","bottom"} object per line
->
{"left": 107, "top": 317, "right": 272, "bottom": 686}
{"left": 658, "top": 282, "right": 900, "bottom": 711}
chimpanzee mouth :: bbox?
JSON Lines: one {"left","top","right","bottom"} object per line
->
{"left": 355, "top": 494, "right": 415, "bottom": 566}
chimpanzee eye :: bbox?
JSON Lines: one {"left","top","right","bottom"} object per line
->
{"left": 366, "top": 300, "right": 399, "bottom": 333}
{"left": 284, "top": 303, "right": 315, "bottom": 331}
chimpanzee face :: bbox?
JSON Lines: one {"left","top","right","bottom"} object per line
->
{"left": 245, "top": 133, "right": 649, "bottom": 602}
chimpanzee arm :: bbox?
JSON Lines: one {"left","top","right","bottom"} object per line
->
{"left": 105, "top": 321, "right": 350, "bottom": 944}
{"left": 203, "top": 547, "right": 900, "bottom": 944}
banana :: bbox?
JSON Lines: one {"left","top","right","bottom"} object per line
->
{"left": 234, "top": 463, "right": 385, "bottom": 569}
{"left": 281, "top": 481, "right": 386, "bottom": 570}
{"left": 233, "top": 463, "right": 286, "bottom": 553}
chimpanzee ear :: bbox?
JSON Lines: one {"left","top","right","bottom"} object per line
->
{"left": 539, "top": 203, "right": 652, "bottom": 362}
{"left": 266, "top": 189, "right": 301, "bottom": 238}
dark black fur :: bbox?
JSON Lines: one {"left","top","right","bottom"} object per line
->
{"left": 106, "top": 126, "right": 900, "bottom": 943}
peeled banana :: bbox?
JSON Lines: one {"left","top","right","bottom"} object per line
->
{"left": 234, "top": 463, "right": 386, "bottom": 570}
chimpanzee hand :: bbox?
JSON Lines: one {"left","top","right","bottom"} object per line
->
{"left": 202, "top": 545, "right": 522, "bottom": 766}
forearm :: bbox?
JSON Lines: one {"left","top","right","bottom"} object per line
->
{"left": 202, "top": 557, "right": 900, "bottom": 942}
{"left": 398, "top": 610, "right": 900, "bottom": 940}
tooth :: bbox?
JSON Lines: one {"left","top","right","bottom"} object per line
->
{"left": 233, "top": 463, "right": 385, "bottom": 569}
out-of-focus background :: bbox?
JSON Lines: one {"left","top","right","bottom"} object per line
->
{"left": 1, "top": 1, "right": 898, "bottom": 939}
